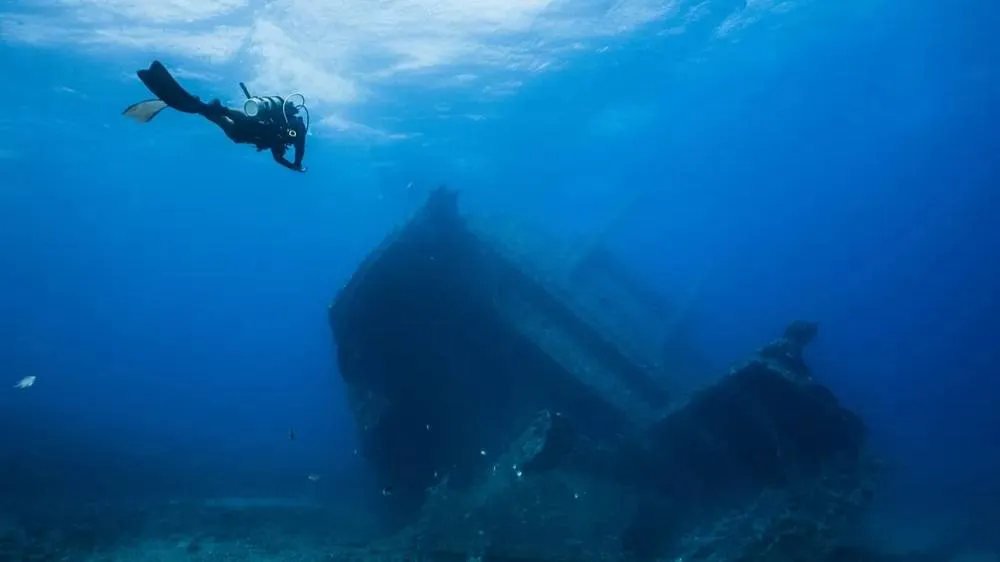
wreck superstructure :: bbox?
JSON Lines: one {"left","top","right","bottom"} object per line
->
{"left": 329, "top": 187, "right": 873, "bottom": 561}
{"left": 329, "top": 188, "right": 686, "bottom": 509}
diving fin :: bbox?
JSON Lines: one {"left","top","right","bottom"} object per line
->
{"left": 122, "top": 99, "right": 169, "bottom": 123}
{"left": 136, "top": 60, "right": 206, "bottom": 115}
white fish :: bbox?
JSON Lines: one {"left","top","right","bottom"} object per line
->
{"left": 307, "top": 473, "right": 321, "bottom": 481}
{"left": 13, "top": 376, "right": 35, "bottom": 389}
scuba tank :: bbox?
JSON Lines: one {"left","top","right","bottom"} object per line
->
{"left": 238, "top": 82, "right": 311, "bottom": 137}
{"left": 243, "top": 95, "right": 284, "bottom": 118}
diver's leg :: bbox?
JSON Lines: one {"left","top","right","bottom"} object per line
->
{"left": 202, "top": 113, "right": 242, "bottom": 142}
{"left": 137, "top": 61, "right": 206, "bottom": 114}
{"left": 201, "top": 99, "right": 250, "bottom": 124}
{"left": 200, "top": 98, "right": 242, "bottom": 118}
{"left": 201, "top": 106, "right": 257, "bottom": 144}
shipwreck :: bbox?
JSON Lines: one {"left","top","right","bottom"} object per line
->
{"left": 328, "top": 187, "right": 875, "bottom": 562}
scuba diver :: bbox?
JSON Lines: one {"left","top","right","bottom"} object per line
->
{"left": 123, "top": 60, "right": 310, "bottom": 173}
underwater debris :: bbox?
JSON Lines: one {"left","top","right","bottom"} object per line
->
{"left": 757, "top": 319, "right": 820, "bottom": 381}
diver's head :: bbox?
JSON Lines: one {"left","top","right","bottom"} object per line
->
{"left": 284, "top": 100, "right": 299, "bottom": 116}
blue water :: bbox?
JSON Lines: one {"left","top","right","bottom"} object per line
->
{"left": 1, "top": 0, "right": 998, "bottom": 559}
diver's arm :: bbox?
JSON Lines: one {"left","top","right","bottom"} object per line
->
{"left": 271, "top": 146, "right": 304, "bottom": 172}
{"left": 291, "top": 131, "right": 306, "bottom": 169}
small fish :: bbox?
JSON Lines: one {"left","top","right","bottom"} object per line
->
{"left": 307, "top": 473, "right": 321, "bottom": 481}
{"left": 381, "top": 486, "right": 394, "bottom": 497}
{"left": 289, "top": 429, "right": 296, "bottom": 441}
{"left": 13, "top": 376, "right": 35, "bottom": 389}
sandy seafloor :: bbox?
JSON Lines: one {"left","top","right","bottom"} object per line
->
{"left": 3, "top": 495, "right": 1000, "bottom": 562}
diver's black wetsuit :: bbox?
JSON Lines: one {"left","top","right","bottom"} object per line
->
{"left": 202, "top": 100, "right": 307, "bottom": 172}
{"left": 134, "top": 61, "right": 307, "bottom": 172}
